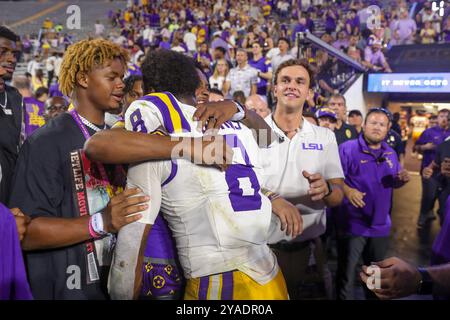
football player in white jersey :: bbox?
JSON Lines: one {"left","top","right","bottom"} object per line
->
{"left": 108, "top": 50, "right": 302, "bottom": 300}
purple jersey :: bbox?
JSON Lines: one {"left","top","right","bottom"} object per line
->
{"left": 0, "top": 203, "right": 33, "bottom": 300}
{"left": 23, "top": 97, "right": 45, "bottom": 137}
{"left": 336, "top": 135, "right": 403, "bottom": 237}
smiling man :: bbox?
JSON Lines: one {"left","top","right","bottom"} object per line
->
{"left": 9, "top": 39, "right": 148, "bottom": 299}
{"left": 262, "top": 59, "right": 344, "bottom": 299}
{"left": 0, "top": 26, "right": 23, "bottom": 204}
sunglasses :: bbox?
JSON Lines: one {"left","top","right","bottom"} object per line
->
{"left": 367, "top": 107, "right": 392, "bottom": 121}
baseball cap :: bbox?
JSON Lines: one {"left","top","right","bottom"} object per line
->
{"left": 316, "top": 107, "right": 337, "bottom": 121}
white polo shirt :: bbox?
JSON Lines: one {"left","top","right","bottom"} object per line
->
{"left": 261, "top": 115, "right": 344, "bottom": 242}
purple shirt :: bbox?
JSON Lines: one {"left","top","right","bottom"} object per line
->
{"left": 326, "top": 16, "right": 336, "bottom": 30}
{"left": 248, "top": 56, "right": 271, "bottom": 95}
{"left": 0, "top": 203, "right": 33, "bottom": 300}
{"left": 333, "top": 39, "right": 349, "bottom": 50}
{"left": 393, "top": 18, "right": 417, "bottom": 43}
{"left": 364, "top": 47, "right": 386, "bottom": 67}
{"left": 127, "top": 63, "right": 142, "bottom": 76}
{"left": 23, "top": 97, "right": 45, "bottom": 138}
{"left": 346, "top": 17, "right": 360, "bottom": 31}
{"left": 159, "top": 41, "right": 171, "bottom": 50}
{"left": 432, "top": 195, "right": 450, "bottom": 265}
{"left": 49, "top": 83, "right": 63, "bottom": 98}
{"left": 336, "top": 135, "right": 403, "bottom": 237}
{"left": 415, "top": 126, "right": 450, "bottom": 170}
{"left": 193, "top": 51, "right": 212, "bottom": 63}
{"left": 149, "top": 13, "right": 160, "bottom": 27}
{"left": 291, "top": 23, "right": 307, "bottom": 42}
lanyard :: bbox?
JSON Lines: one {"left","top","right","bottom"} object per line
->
{"left": 69, "top": 109, "right": 111, "bottom": 186}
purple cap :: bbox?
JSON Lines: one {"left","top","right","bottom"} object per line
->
{"left": 316, "top": 107, "right": 337, "bottom": 121}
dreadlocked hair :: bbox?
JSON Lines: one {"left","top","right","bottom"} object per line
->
{"left": 59, "top": 39, "right": 130, "bottom": 97}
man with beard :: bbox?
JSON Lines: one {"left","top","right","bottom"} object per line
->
{"left": 335, "top": 108, "right": 410, "bottom": 300}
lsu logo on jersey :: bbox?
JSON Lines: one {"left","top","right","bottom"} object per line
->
{"left": 302, "top": 143, "right": 323, "bottom": 151}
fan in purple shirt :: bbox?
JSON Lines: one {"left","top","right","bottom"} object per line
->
{"left": 0, "top": 203, "right": 33, "bottom": 300}
{"left": 415, "top": 109, "right": 450, "bottom": 226}
{"left": 335, "top": 108, "right": 410, "bottom": 300}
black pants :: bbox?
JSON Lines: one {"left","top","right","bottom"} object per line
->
{"left": 271, "top": 238, "right": 331, "bottom": 300}
{"left": 420, "top": 176, "right": 445, "bottom": 222}
{"left": 336, "top": 235, "right": 389, "bottom": 300}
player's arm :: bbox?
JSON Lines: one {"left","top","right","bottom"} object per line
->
{"left": 193, "top": 100, "right": 276, "bottom": 147}
{"left": 85, "top": 128, "right": 193, "bottom": 163}
{"left": 109, "top": 162, "right": 164, "bottom": 300}
{"left": 21, "top": 188, "right": 147, "bottom": 251}
{"left": 85, "top": 102, "right": 233, "bottom": 169}
{"left": 261, "top": 188, "right": 303, "bottom": 238}
{"left": 323, "top": 178, "right": 345, "bottom": 207}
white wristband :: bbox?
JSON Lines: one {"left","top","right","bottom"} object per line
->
{"left": 230, "top": 100, "right": 246, "bottom": 121}
{"left": 91, "top": 212, "right": 107, "bottom": 236}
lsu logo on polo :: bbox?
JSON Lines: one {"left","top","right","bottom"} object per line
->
{"left": 302, "top": 143, "right": 323, "bottom": 150}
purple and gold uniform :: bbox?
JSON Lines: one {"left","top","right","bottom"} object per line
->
{"left": 109, "top": 93, "right": 290, "bottom": 300}
{"left": 140, "top": 215, "right": 185, "bottom": 300}
{"left": 110, "top": 116, "right": 184, "bottom": 300}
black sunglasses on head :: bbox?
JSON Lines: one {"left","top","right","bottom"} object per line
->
{"left": 367, "top": 107, "right": 392, "bottom": 122}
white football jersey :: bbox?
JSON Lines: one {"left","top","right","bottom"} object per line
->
{"left": 123, "top": 93, "right": 285, "bottom": 284}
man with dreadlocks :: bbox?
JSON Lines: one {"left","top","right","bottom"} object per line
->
{"left": 8, "top": 39, "right": 149, "bottom": 299}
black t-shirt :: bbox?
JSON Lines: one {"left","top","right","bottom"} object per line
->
{"left": 0, "top": 86, "right": 23, "bottom": 204}
{"left": 385, "top": 129, "right": 405, "bottom": 158}
{"left": 334, "top": 122, "right": 358, "bottom": 145}
{"left": 9, "top": 113, "right": 109, "bottom": 300}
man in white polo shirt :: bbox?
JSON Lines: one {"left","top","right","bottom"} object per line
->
{"left": 261, "top": 58, "right": 345, "bottom": 299}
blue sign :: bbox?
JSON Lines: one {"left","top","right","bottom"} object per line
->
{"left": 367, "top": 73, "right": 450, "bottom": 93}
